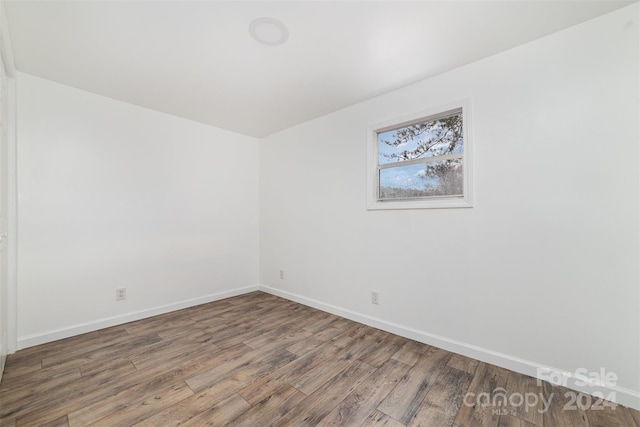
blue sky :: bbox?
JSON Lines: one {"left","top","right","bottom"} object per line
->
{"left": 379, "top": 163, "right": 429, "bottom": 190}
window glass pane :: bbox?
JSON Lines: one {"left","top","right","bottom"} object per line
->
{"left": 378, "top": 112, "right": 463, "bottom": 165}
{"left": 379, "top": 159, "right": 463, "bottom": 199}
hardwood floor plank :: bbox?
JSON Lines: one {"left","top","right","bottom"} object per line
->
{"left": 41, "top": 331, "right": 163, "bottom": 370}
{"left": 619, "top": 406, "right": 640, "bottom": 427}
{"left": 243, "top": 324, "right": 297, "bottom": 349}
{"left": 185, "top": 346, "right": 296, "bottom": 393}
{"left": 244, "top": 329, "right": 312, "bottom": 353}
{"left": 322, "top": 316, "right": 353, "bottom": 331}
{"left": 377, "top": 346, "right": 452, "bottom": 424}
{"left": 205, "top": 323, "right": 263, "bottom": 347}
{"left": 504, "top": 371, "right": 543, "bottom": 426}
{"left": 1, "top": 368, "right": 82, "bottom": 412}
{"left": 134, "top": 377, "right": 247, "bottom": 427}
{"left": 312, "top": 326, "right": 344, "bottom": 342}
{"left": 178, "top": 393, "right": 251, "bottom": 427}
{"left": 447, "top": 352, "right": 479, "bottom": 375}
{"left": 302, "top": 312, "right": 342, "bottom": 334}
{"left": 237, "top": 342, "right": 343, "bottom": 405}
{"left": 285, "top": 327, "right": 382, "bottom": 396}
{"left": 0, "top": 362, "right": 78, "bottom": 396}
{"left": 5, "top": 327, "right": 129, "bottom": 367}
{"left": 0, "top": 359, "right": 41, "bottom": 384}
{"left": 540, "top": 383, "right": 590, "bottom": 427}
{"left": 79, "top": 358, "right": 137, "bottom": 385}
{"left": 317, "top": 358, "right": 411, "bottom": 426}
{"left": 211, "top": 327, "right": 266, "bottom": 350}
{"left": 139, "top": 343, "right": 239, "bottom": 385}
{"left": 253, "top": 305, "right": 310, "bottom": 328}
{"left": 496, "top": 414, "right": 538, "bottom": 427}
{"left": 361, "top": 410, "right": 406, "bottom": 427}
{"left": 285, "top": 335, "right": 326, "bottom": 357}
{"left": 217, "top": 304, "right": 270, "bottom": 322}
{"left": 452, "top": 362, "right": 509, "bottom": 427}
{"left": 390, "top": 339, "right": 429, "bottom": 367}
{"left": 79, "top": 357, "right": 135, "bottom": 377}
{"left": 331, "top": 327, "right": 393, "bottom": 364}
{"left": 130, "top": 341, "right": 214, "bottom": 372}
{"left": 407, "top": 365, "right": 474, "bottom": 427}
{"left": 38, "top": 415, "right": 69, "bottom": 427}
{"left": 360, "top": 333, "right": 407, "bottom": 368}
{"left": 632, "top": 406, "right": 640, "bottom": 427}
{"left": 124, "top": 316, "right": 197, "bottom": 337}
{"left": 585, "top": 403, "right": 632, "bottom": 427}
{"left": 71, "top": 382, "right": 193, "bottom": 426}
{"left": 136, "top": 346, "right": 300, "bottom": 427}
{"left": 187, "top": 306, "right": 230, "bottom": 322}
{"left": 274, "top": 359, "right": 376, "bottom": 426}
{"left": 129, "top": 334, "right": 220, "bottom": 370}
{"left": 228, "top": 383, "right": 306, "bottom": 427}
{"left": 289, "top": 354, "right": 355, "bottom": 396}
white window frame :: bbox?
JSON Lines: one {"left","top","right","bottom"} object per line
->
{"left": 366, "top": 99, "right": 473, "bottom": 210}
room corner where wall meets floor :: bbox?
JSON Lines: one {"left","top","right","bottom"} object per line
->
{"left": 15, "top": 71, "right": 261, "bottom": 349}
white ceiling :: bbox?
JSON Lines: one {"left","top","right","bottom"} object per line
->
{"left": 5, "top": 1, "right": 634, "bottom": 138}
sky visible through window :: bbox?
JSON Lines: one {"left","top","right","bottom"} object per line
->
{"left": 377, "top": 114, "right": 463, "bottom": 192}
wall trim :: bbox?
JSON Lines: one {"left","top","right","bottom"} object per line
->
{"left": 17, "top": 285, "right": 259, "bottom": 350}
{"left": 6, "top": 76, "right": 17, "bottom": 354}
{"left": 258, "top": 284, "right": 640, "bottom": 411}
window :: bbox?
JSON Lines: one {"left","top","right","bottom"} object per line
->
{"left": 367, "top": 100, "right": 473, "bottom": 209}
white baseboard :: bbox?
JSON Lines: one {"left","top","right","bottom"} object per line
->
{"left": 17, "top": 285, "right": 259, "bottom": 350}
{"left": 258, "top": 284, "right": 640, "bottom": 411}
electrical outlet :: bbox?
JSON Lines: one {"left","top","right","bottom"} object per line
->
{"left": 280, "top": 269, "right": 285, "bottom": 280}
{"left": 371, "top": 291, "right": 379, "bottom": 305}
{"left": 116, "top": 287, "right": 126, "bottom": 301}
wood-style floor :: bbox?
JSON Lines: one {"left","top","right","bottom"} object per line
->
{"left": 1, "top": 292, "right": 638, "bottom": 427}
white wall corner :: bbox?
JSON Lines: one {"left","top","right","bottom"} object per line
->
{"left": 6, "top": 76, "right": 17, "bottom": 354}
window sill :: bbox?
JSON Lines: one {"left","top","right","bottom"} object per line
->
{"left": 367, "top": 196, "right": 473, "bottom": 210}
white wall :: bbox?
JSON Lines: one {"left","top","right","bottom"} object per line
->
{"left": 17, "top": 73, "right": 259, "bottom": 347}
{"left": 260, "top": 4, "right": 639, "bottom": 406}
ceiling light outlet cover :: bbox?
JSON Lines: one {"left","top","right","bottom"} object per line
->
{"left": 249, "top": 17, "right": 289, "bottom": 46}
